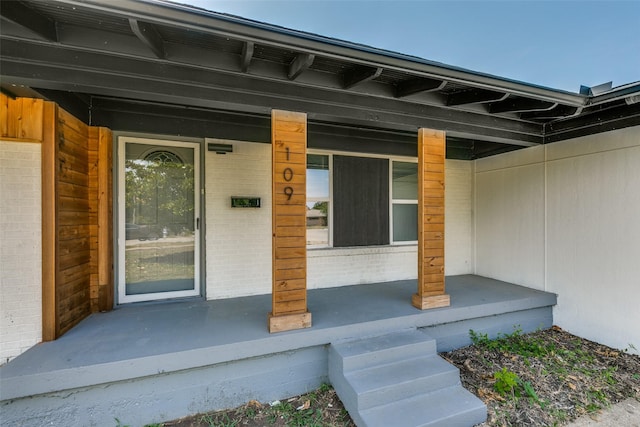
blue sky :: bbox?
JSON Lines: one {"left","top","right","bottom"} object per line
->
{"left": 179, "top": 0, "right": 639, "bottom": 93}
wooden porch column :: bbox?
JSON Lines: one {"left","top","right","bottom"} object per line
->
{"left": 269, "top": 110, "right": 312, "bottom": 333}
{"left": 412, "top": 128, "right": 451, "bottom": 310}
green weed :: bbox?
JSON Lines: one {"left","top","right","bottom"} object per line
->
{"left": 493, "top": 367, "right": 519, "bottom": 396}
{"left": 469, "top": 326, "right": 553, "bottom": 359}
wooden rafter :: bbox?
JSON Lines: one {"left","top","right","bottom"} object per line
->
{"left": 241, "top": 41, "right": 254, "bottom": 73}
{"left": 396, "top": 77, "right": 446, "bottom": 98}
{"left": 288, "top": 53, "right": 315, "bottom": 80}
{"left": 129, "top": 19, "right": 165, "bottom": 59}
{"left": 0, "top": 0, "right": 58, "bottom": 42}
{"left": 521, "top": 105, "right": 582, "bottom": 120}
{"left": 343, "top": 66, "right": 383, "bottom": 89}
{"left": 447, "top": 89, "right": 508, "bottom": 106}
{"left": 490, "top": 98, "right": 557, "bottom": 114}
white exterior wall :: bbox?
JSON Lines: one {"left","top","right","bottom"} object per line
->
{"left": 205, "top": 147, "right": 474, "bottom": 296}
{"left": 308, "top": 159, "right": 474, "bottom": 288}
{"left": 0, "top": 141, "right": 42, "bottom": 364}
{"left": 444, "top": 159, "right": 474, "bottom": 275}
{"left": 205, "top": 141, "right": 273, "bottom": 299}
{"left": 474, "top": 126, "right": 640, "bottom": 353}
{"left": 475, "top": 146, "right": 546, "bottom": 289}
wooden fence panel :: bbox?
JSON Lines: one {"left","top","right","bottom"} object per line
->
{"left": 3, "top": 94, "right": 113, "bottom": 341}
{"left": 55, "top": 109, "right": 91, "bottom": 336}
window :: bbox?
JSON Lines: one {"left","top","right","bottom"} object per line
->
{"left": 306, "top": 153, "right": 418, "bottom": 247}
{"left": 391, "top": 161, "right": 418, "bottom": 242}
{"left": 333, "top": 155, "right": 389, "bottom": 247}
{"left": 306, "top": 154, "right": 330, "bottom": 247}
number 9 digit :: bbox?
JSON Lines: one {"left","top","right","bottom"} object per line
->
{"left": 284, "top": 186, "right": 294, "bottom": 200}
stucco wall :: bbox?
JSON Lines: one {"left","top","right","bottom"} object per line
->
{"left": 475, "top": 146, "right": 545, "bottom": 289}
{"left": 205, "top": 144, "right": 474, "bottom": 297}
{"left": 0, "top": 141, "right": 42, "bottom": 364}
{"left": 474, "top": 126, "right": 640, "bottom": 353}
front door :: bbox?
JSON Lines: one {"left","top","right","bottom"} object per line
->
{"left": 118, "top": 137, "right": 200, "bottom": 303}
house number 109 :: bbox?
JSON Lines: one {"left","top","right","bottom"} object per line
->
{"left": 283, "top": 147, "right": 294, "bottom": 200}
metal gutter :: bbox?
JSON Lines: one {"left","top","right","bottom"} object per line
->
{"left": 59, "top": 0, "right": 588, "bottom": 106}
{"left": 588, "top": 81, "right": 640, "bottom": 106}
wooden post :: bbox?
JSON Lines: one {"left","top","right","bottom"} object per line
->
{"left": 269, "top": 110, "right": 312, "bottom": 333}
{"left": 41, "top": 101, "right": 58, "bottom": 341}
{"left": 412, "top": 128, "right": 450, "bottom": 310}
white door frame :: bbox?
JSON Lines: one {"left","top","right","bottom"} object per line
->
{"left": 117, "top": 136, "right": 201, "bottom": 303}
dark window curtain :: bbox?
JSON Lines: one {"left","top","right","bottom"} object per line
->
{"left": 333, "top": 155, "right": 389, "bottom": 246}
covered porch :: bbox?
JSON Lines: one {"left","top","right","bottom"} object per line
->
{"left": 0, "top": 275, "right": 556, "bottom": 426}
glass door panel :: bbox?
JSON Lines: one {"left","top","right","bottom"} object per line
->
{"left": 118, "top": 138, "right": 200, "bottom": 303}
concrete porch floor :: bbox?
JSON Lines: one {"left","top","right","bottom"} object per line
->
{"left": 1, "top": 274, "right": 556, "bottom": 403}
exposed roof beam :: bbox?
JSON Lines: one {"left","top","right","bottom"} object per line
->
{"left": 0, "top": 1, "right": 58, "bottom": 42}
{"left": 32, "top": 88, "right": 90, "bottom": 123}
{"left": 490, "top": 98, "right": 557, "bottom": 114}
{"left": 129, "top": 19, "right": 165, "bottom": 59}
{"left": 395, "top": 77, "right": 446, "bottom": 98}
{"left": 39, "top": 0, "right": 586, "bottom": 107}
{"left": 241, "top": 41, "right": 254, "bottom": 73}
{"left": 343, "top": 66, "right": 383, "bottom": 89}
{"left": 545, "top": 102, "right": 640, "bottom": 143}
{"left": 288, "top": 53, "right": 315, "bottom": 80}
{"left": 447, "top": 89, "right": 508, "bottom": 106}
{"left": 520, "top": 105, "right": 582, "bottom": 120}
{"left": 0, "top": 71, "right": 541, "bottom": 146}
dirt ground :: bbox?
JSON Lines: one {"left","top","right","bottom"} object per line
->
{"left": 161, "top": 326, "right": 639, "bottom": 427}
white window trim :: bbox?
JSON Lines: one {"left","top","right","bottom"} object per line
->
{"left": 307, "top": 149, "right": 419, "bottom": 249}
{"left": 390, "top": 160, "right": 419, "bottom": 245}
{"left": 307, "top": 151, "right": 332, "bottom": 249}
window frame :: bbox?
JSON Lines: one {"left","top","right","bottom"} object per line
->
{"left": 306, "top": 149, "right": 419, "bottom": 248}
{"left": 306, "top": 152, "right": 332, "bottom": 248}
{"left": 390, "top": 160, "right": 419, "bottom": 245}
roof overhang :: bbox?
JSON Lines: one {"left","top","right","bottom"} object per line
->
{"left": 1, "top": 0, "right": 639, "bottom": 158}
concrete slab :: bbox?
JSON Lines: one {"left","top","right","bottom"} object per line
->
{"left": 0, "top": 275, "right": 556, "bottom": 426}
{"left": 567, "top": 398, "right": 640, "bottom": 427}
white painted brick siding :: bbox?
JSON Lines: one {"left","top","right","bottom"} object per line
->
{"left": 445, "top": 159, "right": 474, "bottom": 275}
{"left": 204, "top": 147, "right": 474, "bottom": 296}
{"left": 308, "top": 159, "right": 474, "bottom": 288}
{"left": 205, "top": 141, "right": 272, "bottom": 299}
{"left": 0, "top": 141, "right": 42, "bottom": 365}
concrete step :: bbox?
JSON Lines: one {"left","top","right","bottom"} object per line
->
{"left": 359, "top": 386, "right": 487, "bottom": 427}
{"left": 329, "top": 329, "right": 486, "bottom": 427}
{"left": 330, "top": 329, "right": 437, "bottom": 372}
{"left": 345, "top": 355, "right": 460, "bottom": 410}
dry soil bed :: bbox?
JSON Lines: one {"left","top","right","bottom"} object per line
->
{"left": 160, "top": 326, "right": 639, "bottom": 427}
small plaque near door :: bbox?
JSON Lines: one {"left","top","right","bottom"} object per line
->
{"left": 231, "top": 196, "right": 261, "bottom": 208}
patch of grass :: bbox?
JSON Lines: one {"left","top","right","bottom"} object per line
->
{"left": 454, "top": 326, "right": 640, "bottom": 426}
{"left": 470, "top": 326, "right": 553, "bottom": 359}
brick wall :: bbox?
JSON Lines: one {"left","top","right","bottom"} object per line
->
{"left": 307, "top": 159, "right": 474, "bottom": 288}
{"left": 204, "top": 145, "right": 474, "bottom": 298}
{"left": 0, "top": 141, "right": 42, "bottom": 364}
{"left": 205, "top": 141, "right": 273, "bottom": 299}
{"left": 444, "top": 159, "right": 474, "bottom": 275}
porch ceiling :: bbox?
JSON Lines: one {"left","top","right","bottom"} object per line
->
{"left": 1, "top": 0, "right": 639, "bottom": 158}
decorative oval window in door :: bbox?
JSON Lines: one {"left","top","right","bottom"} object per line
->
{"left": 144, "top": 150, "right": 183, "bottom": 164}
